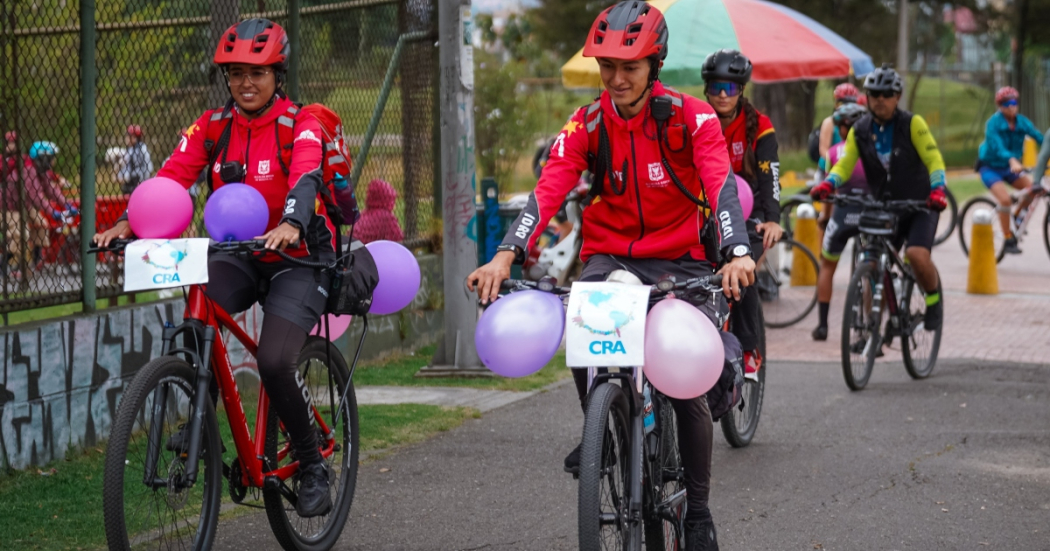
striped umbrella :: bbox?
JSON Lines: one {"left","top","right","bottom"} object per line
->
{"left": 561, "top": 0, "right": 875, "bottom": 88}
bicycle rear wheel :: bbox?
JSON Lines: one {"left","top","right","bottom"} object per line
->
{"left": 721, "top": 308, "right": 766, "bottom": 447}
{"left": 264, "top": 337, "right": 359, "bottom": 551}
{"left": 579, "top": 382, "right": 634, "bottom": 551}
{"left": 841, "top": 262, "right": 882, "bottom": 391}
{"left": 958, "top": 196, "right": 1006, "bottom": 263}
{"left": 901, "top": 277, "right": 942, "bottom": 379}
{"left": 102, "top": 356, "right": 223, "bottom": 551}
{"left": 933, "top": 187, "right": 958, "bottom": 246}
{"left": 759, "top": 237, "right": 820, "bottom": 328}
{"left": 644, "top": 394, "right": 684, "bottom": 551}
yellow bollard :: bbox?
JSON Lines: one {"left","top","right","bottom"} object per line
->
{"left": 1023, "top": 137, "right": 1038, "bottom": 168}
{"left": 967, "top": 208, "right": 999, "bottom": 295}
{"left": 791, "top": 204, "right": 820, "bottom": 286}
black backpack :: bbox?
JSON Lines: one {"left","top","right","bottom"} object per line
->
{"left": 807, "top": 127, "right": 822, "bottom": 164}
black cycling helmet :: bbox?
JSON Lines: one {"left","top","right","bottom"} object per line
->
{"left": 701, "top": 49, "right": 753, "bottom": 85}
{"left": 863, "top": 63, "right": 903, "bottom": 94}
{"left": 832, "top": 103, "right": 868, "bottom": 127}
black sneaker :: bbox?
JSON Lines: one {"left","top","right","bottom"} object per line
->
{"left": 811, "top": 325, "right": 828, "bottom": 341}
{"left": 924, "top": 299, "right": 943, "bottom": 332}
{"left": 1003, "top": 236, "right": 1022, "bottom": 255}
{"left": 685, "top": 519, "right": 719, "bottom": 551}
{"left": 563, "top": 443, "right": 581, "bottom": 474}
{"left": 295, "top": 461, "right": 332, "bottom": 518}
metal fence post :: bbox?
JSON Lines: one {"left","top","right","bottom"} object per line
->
{"left": 287, "top": 0, "right": 301, "bottom": 101}
{"left": 79, "top": 0, "right": 97, "bottom": 313}
{"left": 420, "top": 0, "right": 485, "bottom": 376}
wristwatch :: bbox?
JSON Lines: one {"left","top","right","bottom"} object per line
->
{"left": 727, "top": 244, "right": 751, "bottom": 260}
{"left": 496, "top": 244, "right": 521, "bottom": 255}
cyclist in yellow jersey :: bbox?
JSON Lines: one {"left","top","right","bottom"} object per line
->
{"left": 811, "top": 64, "right": 946, "bottom": 331}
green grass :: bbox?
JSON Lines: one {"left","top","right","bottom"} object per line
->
{"left": 3, "top": 290, "right": 176, "bottom": 327}
{"left": 0, "top": 400, "right": 475, "bottom": 551}
{"left": 948, "top": 175, "right": 986, "bottom": 203}
{"left": 353, "top": 344, "right": 571, "bottom": 392}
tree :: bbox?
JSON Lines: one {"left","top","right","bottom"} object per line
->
{"left": 526, "top": 0, "right": 606, "bottom": 61}
{"left": 474, "top": 51, "right": 542, "bottom": 186}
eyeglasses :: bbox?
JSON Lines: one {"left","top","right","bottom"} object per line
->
{"left": 866, "top": 90, "right": 896, "bottom": 99}
{"left": 999, "top": 98, "right": 1018, "bottom": 107}
{"left": 225, "top": 68, "right": 272, "bottom": 86}
{"left": 705, "top": 81, "right": 743, "bottom": 97}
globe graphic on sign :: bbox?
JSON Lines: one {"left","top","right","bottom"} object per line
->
{"left": 141, "top": 241, "right": 189, "bottom": 270}
{"left": 571, "top": 289, "right": 638, "bottom": 338}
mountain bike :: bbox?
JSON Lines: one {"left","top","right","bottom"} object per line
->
{"left": 958, "top": 184, "right": 1049, "bottom": 263}
{"left": 834, "top": 196, "right": 943, "bottom": 391}
{"left": 754, "top": 235, "right": 819, "bottom": 328}
{"left": 501, "top": 273, "right": 748, "bottom": 550}
{"left": 94, "top": 239, "right": 365, "bottom": 551}
{"left": 781, "top": 186, "right": 957, "bottom": 246}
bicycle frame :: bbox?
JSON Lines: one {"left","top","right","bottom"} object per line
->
{"left": 854, "top": 233, "right": 909, "bottom": 326}
{"left": 146, "top": 283, "right": 363, "bottom": 495}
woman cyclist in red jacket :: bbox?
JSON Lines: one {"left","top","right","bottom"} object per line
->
{"left": 94, "top": 19, "right": 337, "bottom": 518}
{"left": 702, "top": 49, "right": 782, "bottom": 380}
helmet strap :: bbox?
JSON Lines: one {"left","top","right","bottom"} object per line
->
{"left": 627, "top": 58, "right": 661, "bottom": 108}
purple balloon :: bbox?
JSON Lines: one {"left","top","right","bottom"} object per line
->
{"left": 476, "top": 290, "right": 565, "bottom": 377}
{"left": 204, "top": 183, "right": 269, "bottom": 242}
{"left": 366, "top": 240, "right": 421, "bottom": 315}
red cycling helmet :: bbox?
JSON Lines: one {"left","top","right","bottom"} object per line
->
{"left": 857, "top": 94, "right": 868, "bottom": 107}
{"left": 995, "top": 86, "right": 1019, "bottom": 105}
{"left": 834, "top": 83, "right": 859, "bottom": 103}
{"left": 213, "top": 18, "right": 289, "bottom": 72}
{"left": 4, "top": 131, "right": 16, "bottom": 143}
{"left": 126, "top": 125, "right": 143, "bottom": 138}
{"left": 583, "top": 1, "right": 668, "bottom": 61}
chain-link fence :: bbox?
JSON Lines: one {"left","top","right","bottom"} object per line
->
{"left": 0, "top": 0, "right": 437, "bottom": 315}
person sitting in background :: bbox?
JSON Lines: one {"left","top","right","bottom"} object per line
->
{"left": 976, "top": 86, "right": 1045, "bottom": 254}
{"left": 7, "top": 141, "right": 73, "bottom": 271}
{"left": 117, "top": 124, "right": 154, "bottom": 195}
{"left": 355, "top": 179, "right": 403, "bottom": 243}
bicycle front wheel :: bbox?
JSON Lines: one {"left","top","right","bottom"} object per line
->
{"left": 958, "top": 196, "right": 1006, "bottom": 263}
{"left": 901, "top": 277, "right": 942, "bottom": 379}
{"left": 841, "top": 262, "right": 882, "bottom": 391}
{"left": 933, "top": 187, "right": 958, "bottom": 246}
{"left": 644, "top": 394, "right": 684, "bottom": 551}
{"left": 721, "top": 308, "right": 766, "bottom": 447}
{"left": 102, "top": 356, "right": 223, "bottom": 551}
{"left": 264, "top": 337, "right": 359, "bottom": 551}
{"left": 759, "top": 237, "right": 820, "bottom": 328}
{"left": 579, "top": 382, "right": 634, "bottom": 551}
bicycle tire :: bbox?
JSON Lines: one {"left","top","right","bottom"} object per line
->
{"left": 779, "top": 199, "right": 806, "bottom": 237}
{"left": 721, "top": 307, "right": 766, "bottom": 447}
{"left": 1042, "top": 203, "right": 1050, "bottom": 261}
{"left": 102, "top": 356, "right": 223, "bottom": 551}
{"left": 901, "top": 276, "right": 942, "bottom": 379}
{"left": 263, "top": 337, "right": 359, "bottom": 551}
{"left": 579, "top": 382, "right": 634, "bottom": 551}
{"left": 643, "top": 394, "right": 684, "bottom": 551}
{"left": 958, "top": 196, "right": 1006, "bottom": 263}
{"left": 932, "top": 187, "right": 958, "bottom": 246}
{"left": 841, "top": 262, "right": 881, "bottom": 391}
{"left": 761, "top": 237, "right": 820, "bottom": 329}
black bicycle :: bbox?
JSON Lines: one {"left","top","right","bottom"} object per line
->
{"left": 501, "top": 273, "right": 743, "bottom": 550}
{"left": 833, "top": 196, "right": 943, "bottom": 391}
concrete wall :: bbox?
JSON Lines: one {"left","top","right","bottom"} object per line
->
{"left": 0, "top": 254, "right": 443, "bottom": 470}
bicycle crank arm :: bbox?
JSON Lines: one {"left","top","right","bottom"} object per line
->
{"left": 657, "top": 489, "right": 688, "bottom": 522}
{"left": 265, "top": 475, "right": 298, "bottom": 506}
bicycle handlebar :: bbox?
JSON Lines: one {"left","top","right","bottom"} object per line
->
{"left": 499, "top": 274, "right": 723, "bottom": 298}
{"left": 87, "top": 239, "right": 338, "bottom": 269}
{"left": 827, "top": 194, "right": 928, "bottom": 212}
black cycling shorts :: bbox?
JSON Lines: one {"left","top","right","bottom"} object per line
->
{"left": 205, "top": 253, "right": 330, "bottom": 332}
{"left": 892, "top": 210, "right": 938, "bottom": 251}
{"left": 821, "top": 205, "right": 863, "bottom": 261}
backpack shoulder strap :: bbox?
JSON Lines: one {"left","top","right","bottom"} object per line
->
{"left": 203, "top": 107, "right": 234, "bottom": 180}
{"left": 274, "top": 103, "right": 301, "bottom": 177}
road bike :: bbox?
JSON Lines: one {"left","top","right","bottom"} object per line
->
{"left": 833, "top": 196, "right": 943, "bottom": 391}
{"left": 95, "top": 239, "right": 365, "bottom": 551}
{"left": 958, "top": 184, "right": 1050, "bottom": 262}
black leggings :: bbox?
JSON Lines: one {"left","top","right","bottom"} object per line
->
{"left": 729, "top": 224, "right": 765, "bottom": 351}
{"left": 572, "top": 254, "right": 718, "bottom": 524}
{"left": 204, "top": 256, "right": 323, "bottom": 465}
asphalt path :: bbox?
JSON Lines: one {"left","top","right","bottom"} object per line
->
{"left": 212, "top": 360, "right": 1050, "bottom": 550}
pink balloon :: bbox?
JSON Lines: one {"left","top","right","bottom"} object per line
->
{"left": 734, "top": 173, "right": 754, "bottom": 220}
{"left": 312, "top": 314, "right": 353, "bottom": 340}
{"left": 643, "top": 298, "right": 724, "bottom": 400}
{"left": 128, "top": 177, "right": 193, "bottom": 239}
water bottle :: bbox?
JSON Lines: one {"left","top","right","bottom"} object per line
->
{"left": 331, "top": 173, "right": 360, "bottom": 225}
{"left": 643, "top": 384, "right": 655, "bottom": 434}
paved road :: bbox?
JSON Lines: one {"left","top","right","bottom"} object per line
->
{"left": 212, "top": 359, "right": 1050, "bottom": 551}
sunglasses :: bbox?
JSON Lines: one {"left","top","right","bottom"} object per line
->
{"left": 705, "top": 81, "right": 743, "bottom": 97}
{"left": 999, "top": 99, "right": 1018, "bottom": 107}
{"left": 866, "top": 90, "right": 896, "bottom": 99}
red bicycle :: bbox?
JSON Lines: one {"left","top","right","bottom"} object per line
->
{"left": 96, "top": 239, "right": 366, "bottom": 551}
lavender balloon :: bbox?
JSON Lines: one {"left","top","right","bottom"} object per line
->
{"left": 366, "top": 240, "right": 421, "bottom": 315}
{"left": 476, "top": 290, "right": 565, "bottom": 378}
{"left": 204, "top": 183, "right": 269, "bottom": 242}
{"left": 644, "top": 298, "right": 724, "bottom": 399}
